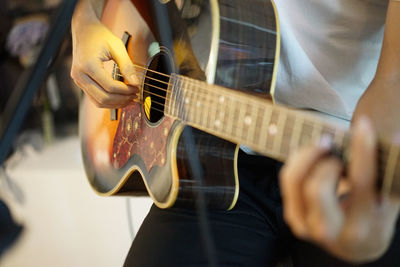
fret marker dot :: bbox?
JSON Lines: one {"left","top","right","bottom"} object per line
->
{"left": 268, "top": 124, "right": 278, "bottom": 135}
{"left": 244, "top": 116, "right": 252, "bottom": 126}
{"left": 196, "top": 101, "right": 201, "bottom": 108}
{"left": 215, "top": 120, "right": 221, "bottom": 127}
{"left": 219, "top": 96, "right": 225, "bottom": 104}
{"left": 185, "top": 98, "right": 189, "bottom": 104}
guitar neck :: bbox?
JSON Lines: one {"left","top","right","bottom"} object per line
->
{"left": 164, "top": 74, "right": 400, "bottom": 196}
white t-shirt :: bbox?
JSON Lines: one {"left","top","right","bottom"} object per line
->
{"left": 273, "top": 0, "right": 388, "bottom": 120}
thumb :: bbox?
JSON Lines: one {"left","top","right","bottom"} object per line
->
{"left": 109, "top": 38, "right": 141, "bottom": 86}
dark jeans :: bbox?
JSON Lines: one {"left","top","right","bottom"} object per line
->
{"left": 124, "top": 151, "right": 400, "bottom": 266}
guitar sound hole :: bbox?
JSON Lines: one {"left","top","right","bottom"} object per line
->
{"left": 143, "top": 51, "right": 172, "bottom": 124}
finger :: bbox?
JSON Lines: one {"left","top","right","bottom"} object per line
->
{"left": 108, "top": 38, "right": 141, "bottom": 85}
{"left": 349, "top": 116, "right": 377, "bottom": 207}
{"left": 280, "top": 138, "right": 332, "bottom": 237}
{"left": 76, "top": 73, "right": 133, "bottom": 108}
{"left": 304, "top": 157, "right": 344, "bottom": 243}
{"left": 84, "top": 59, "right": 138, "bottom": 95}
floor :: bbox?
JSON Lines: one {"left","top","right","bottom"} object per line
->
{"left": 0, "top": 133, "right": 152, "bottom": 267}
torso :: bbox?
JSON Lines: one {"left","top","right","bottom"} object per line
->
{"left": 274, "top": 0, "right": 388, "bottom": 120}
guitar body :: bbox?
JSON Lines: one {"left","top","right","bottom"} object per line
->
{"left": 79, "top": 0, "right": 279, "bottom": 210}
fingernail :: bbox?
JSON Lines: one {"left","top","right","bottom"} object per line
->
{"left": 355, "top": 116, "right": 374, "bottom": 147}
{"left": 318, "top": 134, "right": 333, "bottom": 149}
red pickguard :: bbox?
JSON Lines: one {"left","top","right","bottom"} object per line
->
{"left": 111, "top": 103, "right": 174, "bottom": 170}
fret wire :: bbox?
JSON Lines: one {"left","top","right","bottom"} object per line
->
{"left": 172, "top": 76, "right": 180, "bottom": 118}
{"left": 175, "top": 77, "right": 181, "bottom": 118}
{"left": 226, "top": 97, "right": 235, "bottom": 140}
{"left": 240, "top": 102, "right": 250, "bottom": 141}
{"left": 213, "top": 91, "right": 220, "bottom": 132}
{"left": 187, "top": 77, "right": 195, "bottom": 123}
{"left": 193, "top": 79, "right": 200, "bottom": 123}
{"left": 236, "top": 101, "right": 247, "bottom": 141}
{"left": 165, "top": 76, "right": 173, "bottom": 115}
{"left": 267, "top": 109, "right": 280, "bottom": 150}
{"left": 204, "top": 83, "right": 212, "bottom": 130}
{"left": 198, "top": 81, "right": 207, "bottom": 129}
{"left": 181, "top": 78, "right": 189, "bottom": 122}
{"left": 259, "top": 107, "right": 273, "bottom": 150}
{"left": 273, "top": 109, "right": 286, "bottom": 157}
{"left": 184, "top": 78, "right": 191, "bottom": 122}
{"left": 210, "top": 86, "right": 219, "bottom": 132}
{"left": 280, "top": 112, "right": 295, "bottom": 157}
{"left": 310, "top": 120, "right": 322, "bottom": 143}
{"left": 191, "top": 78, "right": 200, "bottom": 123}
{"left": 221, "top": 96, "right": 229, "bottom": 136}
{"left": 179, "top": 77, "right": 186, "bottom": 121}
{"left": 252, "top": 105, "right": 264, "bottom": 146}
{"left": 290, "top": 114, "right": 303, "bottom": 153}
{"left": 218, "top": 90, "right": 228, "bottom": 133}
{"left": 168, "top": 75, "right": 175, "bottom": 117}
{"left": 213, "top": 88, "right": 220, "bottom": 131}
{"left": 195, "top": 80, "right": 202, "bottom": 127}
{"left": 247, "top": 103, "right": 258, "bottom": 146}
{"left": 177, "top": 78, "right": 185, "bottom": 119}
{"left": 244, "top": 103, "right": 255, "bottom": 145}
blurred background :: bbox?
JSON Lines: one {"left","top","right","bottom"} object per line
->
{"left": 0, "top": 0, "right": 154, "bottom": 266}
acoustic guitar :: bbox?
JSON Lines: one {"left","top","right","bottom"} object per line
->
{"left": 79, "top": 0, "right": 400, "bottom": 210}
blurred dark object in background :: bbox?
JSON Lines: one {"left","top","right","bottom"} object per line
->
{"left": 0, "top": 0, "right": 22, "bottom": 115}
{"left": 1, "top": 0, "right": 79, "bottom": 139}
{"left": 0, "top": 0, "right": 24, "bottom": 258}
{"left": 0, "top": 0, "right": 76, "bottom": 256}
{"left": 0, "top": 197, "right": 23, "bottom": 258}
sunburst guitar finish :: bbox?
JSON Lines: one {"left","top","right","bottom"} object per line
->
{"left": 79, "top": 0, "right": 279, "bottom": 210}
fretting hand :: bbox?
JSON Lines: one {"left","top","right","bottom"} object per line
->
{"left": 280, "top": 117, "right": 400, "bottom": 263}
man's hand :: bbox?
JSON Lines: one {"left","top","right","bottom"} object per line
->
{"left": 71, "top": 0, "right": 139, "bottom": 108}
{"left": 280, "top": 117, "right": 400, "bottom": 263}
{"left": 280, "top": 1, "right": 400, "bottom": 263}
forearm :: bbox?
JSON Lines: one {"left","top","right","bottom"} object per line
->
{"left": 353, "top": 1, "right": 400, "bottom": 140}
{"left": 72, "top": 0, "right": 107, "bottom": 29}
{"left": 373, "top": 0, "right": 400, "bottom": 81}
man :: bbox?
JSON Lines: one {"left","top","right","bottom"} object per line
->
{"left": 71, "top": 0, "right": 400, "bottom": 265}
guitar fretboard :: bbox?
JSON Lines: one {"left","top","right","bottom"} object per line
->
{"left": 164, "top": 74, "right": 400, "bottom": 196}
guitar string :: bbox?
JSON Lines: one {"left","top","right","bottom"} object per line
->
{"left": 116, "top": 79, "right": 377, "bottom": 183}
{"left": 112, "top": 66, "right": 355, "bottom": 156}
{"left": 113, "top": 68, "right": 396, "bottom": 189}
{"left": 115, "top": 64, "right": 170, "bottom": 78}
{"left": 116, "top": 70, "right": 349, "bottom": 151}
{"left": 138, "top": 87, "right": 349, "bottom": 157}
